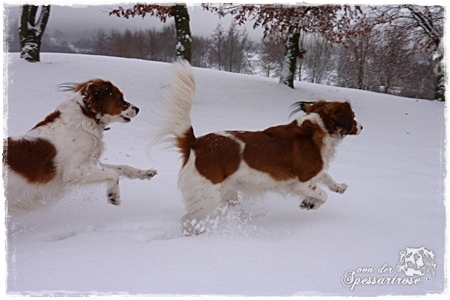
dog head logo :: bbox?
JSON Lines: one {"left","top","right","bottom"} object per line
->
{"left": 397, "top": 247, "right": 436, "bottom": 277}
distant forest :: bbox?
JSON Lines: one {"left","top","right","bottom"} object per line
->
{"left": 5, "top": 17, "right": 438, "bottom": 100}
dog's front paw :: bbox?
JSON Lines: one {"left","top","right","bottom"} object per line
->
{"left": 107, "top": 189, "right": 121, "bottom": 206}
{"left": 136, "top": 169, "right": 157, "bottom": 180}
{"left": 332, "top": 183, "right": 348, "bottom": 194}
{"left": 300, "top": 198, "right": 320, "bottom": 210}
{"left": 145, "top": 169, "right": 157, "bottom": 179}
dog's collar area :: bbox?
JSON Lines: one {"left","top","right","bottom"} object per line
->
{"left": 76, "top": 102, "right": 109, "bottom": 131}
{"left": 77, "top": 102, "right": 98, "bottom": 122}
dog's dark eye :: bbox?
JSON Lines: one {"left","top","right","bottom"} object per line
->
{"left": 95, "top": 90, "right": 113, "bottom": 97}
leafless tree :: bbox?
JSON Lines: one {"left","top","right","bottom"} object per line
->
{"left": 302, "top": 34, "right": 334, "bottom": 84}
{"left": 370, "top": 27, "right": 414, "bottom": 94}
{"left": 209, "top": 24, "right": 226, "bottom": 70}
{"left": 203, "top": 4, "right": 364, "bottom": 88}
{"left": 370, "top": 5, "right": 444, "bottom": 100}
{"left": 111, "top": 3, "right": 192, "bottom": 62}
{"left": 191, "top": 36, "right": 211, "bottom": 68}
{"left": 259, "top": 37, "right": 285, "bottom": 78}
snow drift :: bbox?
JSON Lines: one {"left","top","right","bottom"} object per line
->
{"left": 2, "top": 53, "right": 446, "bottom": 296}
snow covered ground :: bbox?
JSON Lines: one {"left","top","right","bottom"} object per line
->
{"left": 2, "top": 53, "right": 447, "bottom": 296}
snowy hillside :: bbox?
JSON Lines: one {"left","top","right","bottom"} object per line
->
{"left": 2, "top": 53, "right": 446, "bottom": 296}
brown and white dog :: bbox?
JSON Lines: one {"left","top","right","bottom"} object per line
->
{"left": 3, "top": 79, "right": 157, "bottom": 212}
{"left": 157, "top": 61, "right": 362, "bottom": 235}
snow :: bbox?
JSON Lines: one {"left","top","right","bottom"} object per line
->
{"left": 2, "top": 53, "right": 447, "bottom": 296}
{"left": 176, "top": 41, "right": 185, "bottom": 52}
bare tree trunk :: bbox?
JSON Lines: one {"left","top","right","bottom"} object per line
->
{"left": 173, "top": 4, "right": 192, "bottom": 62}
{"left": 19, "top": 5, "right": 50, "bottom": 62}
{"left": 434, "top": 46, "right": 445, "bottom": 101}
{"left": 298, "top": 31, "right": 305, "bottom": 81}
{"left": 279, "top": 29, "right": 299, "bottom": 88}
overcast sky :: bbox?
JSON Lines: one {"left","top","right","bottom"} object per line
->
{"left": 3, "top": 3, "right": 265, "bottom": 41}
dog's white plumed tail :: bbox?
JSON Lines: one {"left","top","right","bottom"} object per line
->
{"left": 154, "top": 59, "right": 196, "bottom": 146}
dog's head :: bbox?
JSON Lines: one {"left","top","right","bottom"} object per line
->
{"left": 63, "top": 79, "right": 139, "bottom": 126}
{"left": 292, "top": 100, "right": 362, "bottom": 136}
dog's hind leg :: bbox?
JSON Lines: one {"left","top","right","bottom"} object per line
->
{"left": 220, "top": 189, "right": 240, "bottom": 207}
{"left": 181, "top": 187, "right": 224, "bottom": 235}
{"left": 178, "top": 154, "right": 221, "bottom": 235}
{"left": 180, "top": 175, "right": 225, "bottom": 235}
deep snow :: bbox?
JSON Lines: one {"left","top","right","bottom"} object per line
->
{"left": 2, "top": 53, "right": 447, "bottom": 296}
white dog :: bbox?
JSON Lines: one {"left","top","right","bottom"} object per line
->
{"left": 4, "top": 79, "right": 156, "bottom": 212}
{"left": 156, "top": 61, "right": 362, "bottom": 235}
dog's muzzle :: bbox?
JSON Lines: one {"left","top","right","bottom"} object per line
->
{"left": 354, "top": 122, "right": 363, "bottom": 135}
{"left": 121, "top": 105, "right": 139, "bottom": 122}
{"left": 349, "top": 121, "right": 363, "bottom": 135}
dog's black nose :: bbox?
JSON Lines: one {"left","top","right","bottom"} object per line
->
{"left": 133, "top": 106, "right": 140, "bottom": 115}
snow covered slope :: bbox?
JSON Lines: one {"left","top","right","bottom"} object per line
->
{"left": 3, "top": 53, "right": 446, "bottom": 296}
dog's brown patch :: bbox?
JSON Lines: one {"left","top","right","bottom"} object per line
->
{"left": 32, "top": 110, "right": 61, "bottom": 130}
{"left": 177, "top": 127, "right": 196, "bottom": 166}
{"left": 4, "top": 137, "right": 57, "bottom": 183}
{"left": 192, "top": 133, "right": 241, "bottom": 184}
{"left": 178, "top": 101, "right": 359, "bottom": 185}
{"left": 231, "top": 120, "right": 325, "bottom": 182}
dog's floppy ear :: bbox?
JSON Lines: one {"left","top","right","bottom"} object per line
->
{"left": 330, "top": 102, "right": 355, "bottom": 134}
{"left": 57, "top": 82, "right": 78, "bottom": 92}
{"left": 289, "top": 101, "right": 315, "bottom": 118}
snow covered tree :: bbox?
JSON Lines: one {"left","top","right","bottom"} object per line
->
{"left": 403, "top": 5, "right": 444, "bottom": 101}
{"left": 110, "top": 3, "right": 192, "bottom": 62}
{"left": 203, "top": 4, "right": 363, "bottom": 88}
{"left": 172, "top": 4, "right": 192, "bottom": 62}
{"left": 279, "top": 28, "right": 300, "bottom": 88}
{"left": 371, "top": 5, "right": 444, "bottom": 100}
{"left": 19, "top": 5, "right": 50, "bottom": 62}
